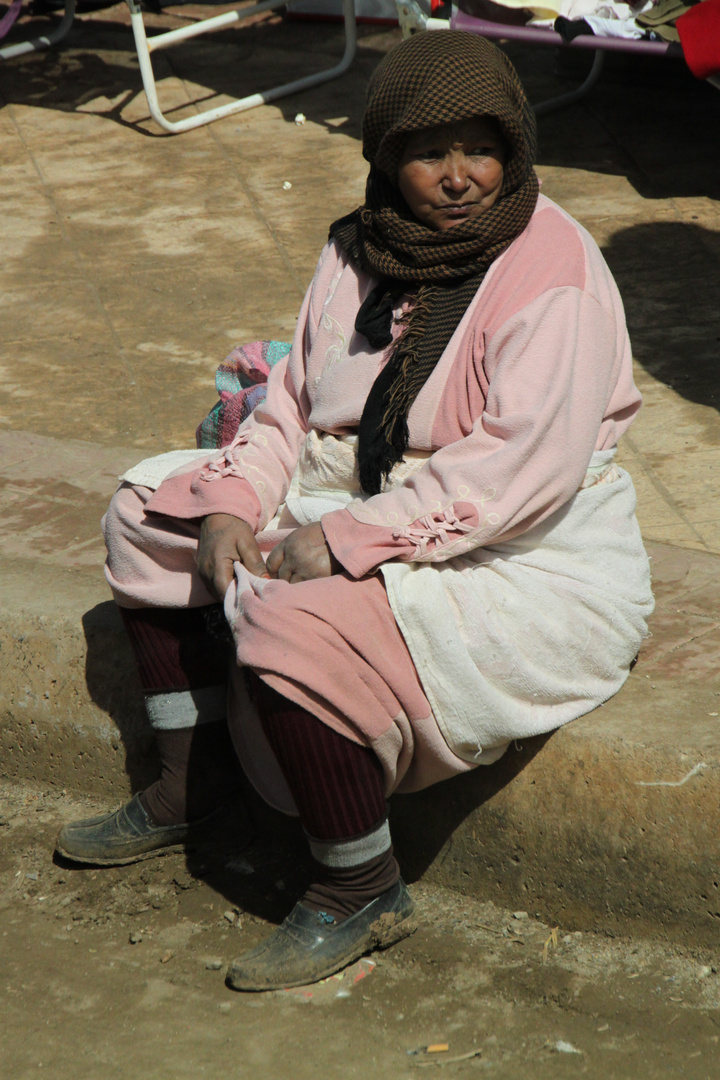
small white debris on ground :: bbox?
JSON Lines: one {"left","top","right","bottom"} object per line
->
{"left": 636, "top": 762, "right": 707, "bottom": 787}
{"left": 555, "top": 1040, "right": 582, "bottom": 1054}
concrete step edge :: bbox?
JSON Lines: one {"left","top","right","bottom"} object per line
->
{"left": 2, "top": 581, "right": 719, "bottom": 945}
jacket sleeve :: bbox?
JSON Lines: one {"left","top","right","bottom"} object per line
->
{"left": 322, "top": 286, "right": 624, "bottom": 578}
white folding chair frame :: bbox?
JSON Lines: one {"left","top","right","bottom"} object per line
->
{"left": 0, "top": 0, "right": 357, "bottom": 134}
{"left": 128, "top": 0, "right": 358, "bottom": 133}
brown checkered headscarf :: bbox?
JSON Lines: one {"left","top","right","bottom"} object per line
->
{"left": 329, "top": 31, "right": 539, "bottom": 494}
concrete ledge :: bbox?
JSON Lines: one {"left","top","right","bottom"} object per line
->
{"left": 2, "top": 542, "right": 719, "bottom": 944}
{"left": 392, "top": 708, "right": 720, "bottom": 948}
{"left": 0, "top": 600, "right": 156, "bottom": 796}
{"left": 392, "top": 541, "right": 720, "bottom": 945}
{"left": 0, "top": 558, "right": 155, "bottom": 797}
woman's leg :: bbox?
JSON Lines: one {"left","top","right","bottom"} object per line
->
{"left": 255, "top": 680, "right": 399, "bottom": 919}
{"left": 119, "top": 606, "right": 240, "bottom": 827}
{"left": 56, "top": 485, "right": 247, "bottom": 864}
{"left": 225, "top": 679, "right": 416, "bottom": 991}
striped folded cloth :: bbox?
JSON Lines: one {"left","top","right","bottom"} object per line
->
{"left": 196, "top": 340, "right": 291, "bottom": 450}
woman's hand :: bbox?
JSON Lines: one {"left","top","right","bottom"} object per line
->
{"left": 265, "top": 522, "right": 341, "bottom": 583}
{"left": 197, "top": 514, "right": 267, "bottom": 600}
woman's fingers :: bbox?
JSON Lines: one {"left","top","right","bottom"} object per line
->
{"left": 211, "top": 555, "right": 237, "bottom": 600}
{"left": 198, "top": 514, "right": 266, "bottom": 599}
{"left": 267, "top": 523, "right": 337, "bottom": 583}
{"left": 265, "top": 542, "right": 285, "bottom": 578}
{"left": 198, "top": 520, "right": 337, "bottom": 596}
{"left": 233, "top": 530, "right": 268, "bottom": 578}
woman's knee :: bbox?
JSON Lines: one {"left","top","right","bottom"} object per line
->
{"left": 102, "top": 483, "right": 151, "bottom": 547}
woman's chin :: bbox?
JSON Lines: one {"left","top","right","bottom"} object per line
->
{"left": 435, "top": 213, "right": 474, "bottom": 230}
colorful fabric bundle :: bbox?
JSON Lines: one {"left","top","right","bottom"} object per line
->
{"left": 196, "top": 340, "right": 291, "bottom": 450}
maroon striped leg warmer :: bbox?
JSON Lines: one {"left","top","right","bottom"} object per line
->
{"left": 119, "top": 606, "right": 230, "bottom": 693}
{"left": 253, "top": 677, "right": 400, "bottom": 920}
{"left": 119, "top": 606, "right": 241, "bottom": 826}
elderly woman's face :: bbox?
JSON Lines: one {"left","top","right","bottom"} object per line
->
{"left": 397, "top": 117, "right": 506, "bottom": 230}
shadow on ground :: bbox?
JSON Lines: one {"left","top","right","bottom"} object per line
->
{"left": 602, "top": 221, "right": 720, "bottom": 413}
{"left": 180, "top": 732, "right": 552, "bottom": 919}
{"left": 82, "top": 600, "right": 158, "bottom": 791}
{"left": 512, "top": 45, "right": 720, "bottom": 201}
{"left": 80, "top": 595, "right": 551, "bottom": 917}
{"left": 389, "top": 735, "right": 551, "bottom": 882}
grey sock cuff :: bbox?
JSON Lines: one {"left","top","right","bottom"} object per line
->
{"left": 145, "top": 685, "right": 226, "bottom": 730}
{"left": 307, "top": 819, "right": 391, "bottom": 869}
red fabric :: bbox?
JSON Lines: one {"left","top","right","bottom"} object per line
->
{"left": 677, "top": 0, "right": 720, "bottom": 79}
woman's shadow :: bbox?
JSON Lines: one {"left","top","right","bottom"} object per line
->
{"left": 80, "top": 600, "right": 550, "bottom": 919}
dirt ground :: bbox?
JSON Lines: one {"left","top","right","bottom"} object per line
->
{"left": 1, "top": 778, "right": 719, "bottom": 1080}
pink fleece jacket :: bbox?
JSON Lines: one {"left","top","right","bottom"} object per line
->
{"left": 146, "top": 195, "right": 641, "bottom": 579}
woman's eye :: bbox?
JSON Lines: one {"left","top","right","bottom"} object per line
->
{"left": 469, "top": 146, "right": 493, "bottom": 156}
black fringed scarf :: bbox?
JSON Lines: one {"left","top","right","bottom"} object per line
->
{"left": 329, "top": 31, "right": 540, "bottom": 495}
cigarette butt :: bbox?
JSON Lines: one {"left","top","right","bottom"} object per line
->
{"left": 427, "top": 1044, "right": 449, "bottom": 1054}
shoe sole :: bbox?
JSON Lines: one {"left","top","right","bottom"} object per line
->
{"left": 54, "top": 829, "right": 248, "bottom": 868}
{"left": 226, "top": 910, "right": 419, "bottom": 992}
{"left": 54, "top": 840, "right": 188, "bottom": 867}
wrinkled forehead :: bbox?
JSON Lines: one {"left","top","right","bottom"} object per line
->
{"left": 362, "top": 31, "right": 535, "bottom": 186}
{"left": 400, "top": 116, "right": 506, "bottom": 154}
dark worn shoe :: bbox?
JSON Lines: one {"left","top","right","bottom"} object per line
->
{"left": 54, "top": 793, "right": 239, "bottom": 867}
{"left": 225, "top": 879, "right": 417, "bottom": 991}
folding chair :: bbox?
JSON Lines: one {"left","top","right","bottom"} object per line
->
{"left": 0, "top": 0, "right": 357, "bottom": 134}
{"left": 395, "top": 0, "right": 719, "bottom": 113}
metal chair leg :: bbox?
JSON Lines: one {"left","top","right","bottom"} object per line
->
{"left": 0, "top": 0, "right": 76, "bottom": 60}
{"left": 533, "top": 50, "right": 606, "bottom": 116}
{"left": 128, "top": 0, "right": 358, "bottom": 134}
{"left": 396, "top": 0, "right": 447, "bottom": 35}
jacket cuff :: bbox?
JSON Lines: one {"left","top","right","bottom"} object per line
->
{"left": 320, "top": 507, "right": 414, "bottom": 578}
{"left": 145, "top": 469, "right": 263, "bottom": 529}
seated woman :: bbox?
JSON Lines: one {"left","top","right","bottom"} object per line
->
{"left": 56, "top": 30, "right": 653, "bottom": 991}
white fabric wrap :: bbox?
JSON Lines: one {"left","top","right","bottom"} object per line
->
{"left": 381, "top": 449, "right": 653, "bottom": 764}
{"left": 119, "top": 449, "right": 212, "bottom": 490}
{"left": 273, "top": 429, "right": 431, "bottom": 528}
{"left": 122, "top": 437, "right": 654, "bottom": 769}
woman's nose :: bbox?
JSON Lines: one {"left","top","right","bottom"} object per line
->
{"left": 442, "top": 153, "right": 470, "bottom": 192}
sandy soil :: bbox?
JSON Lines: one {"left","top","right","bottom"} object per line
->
{"left": 1, "top": 778, "right": 719, "bottom": 1080}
